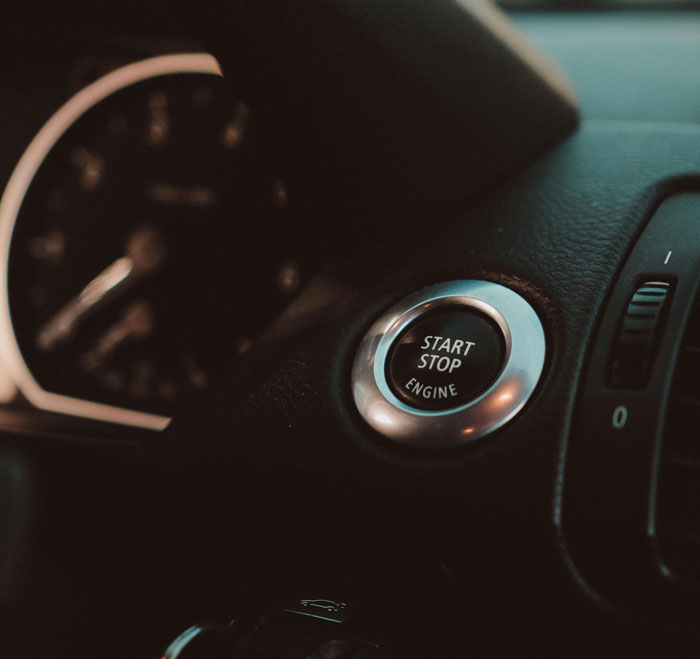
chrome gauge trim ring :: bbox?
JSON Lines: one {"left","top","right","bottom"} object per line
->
{"left": 0, "top": 53, "right": 222, "bottom": 431}
{"left": 351, "top": 280, "right": 546, "bottom": 448}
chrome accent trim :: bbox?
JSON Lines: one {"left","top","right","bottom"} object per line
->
{"left": 162, "top": 625, "right": 208, "bottom": 659}
{"left": 0, "top": 53, "right": 222, "bottom": 431}
{"left": 352, "top": 280, "right": 546, "bottom": 448}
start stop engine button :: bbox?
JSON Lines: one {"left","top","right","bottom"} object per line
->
{"left": 352, "top": 280, "right": 545, "bottom": 447}
{"left": 386, "top": 308, "right": 505, "bottom": 411}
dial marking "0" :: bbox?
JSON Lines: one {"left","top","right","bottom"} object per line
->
{"left": 612, "top": 405, "right": 628, "bottom": 430}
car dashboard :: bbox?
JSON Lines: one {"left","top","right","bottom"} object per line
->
{"left": 2, "top": 2, "right": 700, "bottom": 658}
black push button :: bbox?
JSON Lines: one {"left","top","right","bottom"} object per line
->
{"left": 609, "top": 280, "right": 672, "bottom": 388}
{"left": 386, "top": 308, "right": 505, "bottom": 411}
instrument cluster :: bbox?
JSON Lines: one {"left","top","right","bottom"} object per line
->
{"left": 0, "top": 53, "right": 310, "bottom": 432}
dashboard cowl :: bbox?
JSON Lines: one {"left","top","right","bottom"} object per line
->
{"left": 189, "top": 0, "right": 578, "bottom": 256}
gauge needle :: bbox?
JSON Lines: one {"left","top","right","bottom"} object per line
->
{"left": 35, "top": 226, "right": 165, "bottom": 352}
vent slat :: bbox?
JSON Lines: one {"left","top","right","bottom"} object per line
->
{"left": 657, "top": 290, "right": 700, "bottom": 579}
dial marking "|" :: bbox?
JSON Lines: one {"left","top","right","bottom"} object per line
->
{"left": 277, "top": 260, "right": 301, "bottom": 294}
{"left": 71, "top": 147, "right": 105, "bottom": 191}
{"left": 221, "top": 102, "right": 250, "bottom": 149}
{"left": 146, "top": 91, "right": 169, "bottom": 146}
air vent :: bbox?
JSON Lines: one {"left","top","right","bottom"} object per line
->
{"left": 656, "top": 295, "right": 700, "bottom": 579}
{"left": 563, "top": 194, "right": 700, "bottom": 604}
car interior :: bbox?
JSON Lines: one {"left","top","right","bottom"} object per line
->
{"left": 2, "top": 0, "right": 700, "bottom": 657}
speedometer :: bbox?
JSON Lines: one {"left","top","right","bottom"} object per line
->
{"left": 0, "top": 53, "right": 307, "bottom": 430}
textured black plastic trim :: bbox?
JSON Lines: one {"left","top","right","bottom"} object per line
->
{"left": 562, "top": 193, "right": 700, "bottom": 612}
